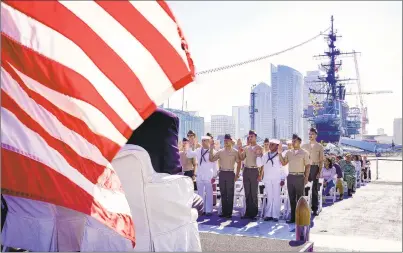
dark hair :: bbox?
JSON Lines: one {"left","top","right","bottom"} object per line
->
{"left": 309, "top": 128, "right": 318, "bottom": 134}
{"left": 325, "top": 157, "right": 333, "bottom": 168}
{"left": 264, "top": 138, "right": 269, "bottom": 143}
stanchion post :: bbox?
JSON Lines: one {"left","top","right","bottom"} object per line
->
{"left": 376, "top": 158, "right": 379, "bottom": 180}
{"left": 295, "top": 196, "right": 311, "bottom": 242}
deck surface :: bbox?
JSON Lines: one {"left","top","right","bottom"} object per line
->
{"left": 200, "top": 232, "right": 311, "bottom": 252}
{"left": 198, "top": 159, "right": 402, "bottom": 252}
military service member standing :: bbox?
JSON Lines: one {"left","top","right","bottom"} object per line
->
{"left": 256, "top": 139, "right": 285, "bottom": 222}
{"left": 278, "top": 135, "right": 310, "bottom": 224}
{"left": 179, "top": 138, "right": 197, "bottom": 179}
{"left": 301, "top": 128, "right": 324, "bottom": 216}
{"left": 209, "top": 134, "right": 241, "bottom": 218}
{"left": 239, "top": 130, "right": 263, "bottom": 220}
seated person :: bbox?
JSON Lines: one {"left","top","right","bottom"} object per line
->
{"left": 333, "top": 156, "right": 345, "bottom": 200}
{"left": 320, "top": 157, "right": 337, "bottom": 197}
{"left": 339, "top": 153, "right": 356, "bottom": 197}
{"left": 127, "top": 108, "right": 204, "bottom": 215}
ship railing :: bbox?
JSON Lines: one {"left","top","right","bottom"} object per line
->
{"left": 366, "top": 157, "right": 402, "bottom": 181}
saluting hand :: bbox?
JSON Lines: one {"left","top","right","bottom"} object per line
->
{"left": 210, "top": 140, "right": 215, "bottom": 150}
{"left": 278, "top": 143, "right": 283, "bottom": 153}
{"left": 255, "top": 146, "right": 263, "bottom": 157}
{"left": 236, "top": 139, "right": 243, "bottom": 149}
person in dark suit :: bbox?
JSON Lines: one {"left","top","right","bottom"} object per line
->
{"left": 127, "top": 108, "right": 204, "bottom": 215}
{"left": 127, "top": 108, "right": 182, "bottom": 175}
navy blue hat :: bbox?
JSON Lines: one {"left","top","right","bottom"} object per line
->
{"left": 249, "top": 130, "right": 257, "bottom": 136}
{"left": 224, "top": 134, "right": 232, "bottom": 140}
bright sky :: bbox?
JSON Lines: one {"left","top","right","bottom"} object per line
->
{"left": 165, "top": 1, "right": 402, "bottom": 136}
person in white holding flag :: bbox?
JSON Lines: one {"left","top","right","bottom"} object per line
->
{"left": 1, "top": 0, "right": 196, "bottom": 251}
{"left": 185, "top": 136, "right": 218, "bottom": 216}
{"left": 256, "top": 139, "right": 286, "bottom": 222}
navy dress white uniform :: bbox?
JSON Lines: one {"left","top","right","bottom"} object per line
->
{"left": 186, "top": 136, "right": 218, "bottom": 215}
{"left": 256, "top": 139, "right": 286, "bottom": 221}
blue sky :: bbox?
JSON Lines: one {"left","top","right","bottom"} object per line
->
{"left": 166, "top": 1, "right": 402, "bottom": 136}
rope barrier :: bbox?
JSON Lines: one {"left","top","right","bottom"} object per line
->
{"left": 195, "top": 27, "right": 330, "bottom": 76}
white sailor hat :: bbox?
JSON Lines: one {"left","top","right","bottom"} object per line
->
{"left": 270, "top": 139, "right": 280, "bottom": 145}
{"left": 286, "top": 140, "right": 292, "bottom": 144}
{"left": 201, "top": 136, "right": 210, "bottom": 140}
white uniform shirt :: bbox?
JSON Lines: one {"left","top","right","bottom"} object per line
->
{"left": 257, "top": 152, "right": 286, "bottom": 180}
{"left": 186, "top": 147, "right": 218, "bottom": 180}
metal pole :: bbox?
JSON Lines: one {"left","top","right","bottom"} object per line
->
{"left": 182, "top": 88, "right": 185, "bottom": 111}
{"left": 376, "top": 158, "right": 379, "bottom": 180}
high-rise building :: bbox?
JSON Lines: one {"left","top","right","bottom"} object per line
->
{"left": 204, "top": 121, "right": 211, "bottom": 135}
{"left": 251, "top": 82, "right": 272, "bottom": 139}
{"left": 165, "top": 108, "right": 204, "bottom": 141}
{"left": 271, "top": 64, "right": 303, "bottom": 140}
{"left": 232, "top": 105, "right": 250, "bottom": 139}
{"left": 393, "top": 118, "right": 402, "bottom": 145}
{"left": 302, "top": 70, "right": 322, "bottom": 142}
{"left": 211, "top": 115, "right": 235, "bottom": 139}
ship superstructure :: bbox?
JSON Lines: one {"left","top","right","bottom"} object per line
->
{"left": 303, "top": 16, "right": 361, "bottom": 143}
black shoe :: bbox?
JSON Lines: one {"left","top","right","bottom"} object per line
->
{"left": 272, "top": 218, "right": 279, "bottom": 222}
{"left": 286, "top": 220, "right": 295, "bottom": 224}
{"left": 226, "top": 215, "right": 232, "bottom": 219}
{"left": 219, "top": 214, "right": 226, "bottom": 218}
{"left": 312, "top": 211, "right": 318, "bottom": 216}
{"left": 251, "top": 217, "right": 257, "bottom": 221}
{"left": 202, "top": 212, "right": 206, "bottom": 216}
{"left": 205, "top": 213, "right": 212, "bottom": 217}
{"left": 264, "top": 217, "right": 273, "bottom": 221}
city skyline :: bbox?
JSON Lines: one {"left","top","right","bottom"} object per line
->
{"left": 164, "top": 1, "right": 401, "bottom": 136}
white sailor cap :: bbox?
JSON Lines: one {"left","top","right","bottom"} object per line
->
{"left": 201, "top": 136, "right": 210, "bottom": 140}
{"left": 286, "top": 140, "right": 292, "bottom": 144}
{"left": 270, "top": 139, "right": 280, "bottom": 145}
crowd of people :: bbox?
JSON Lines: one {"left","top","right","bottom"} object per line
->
{"left": 178, "top": 126, "right": 372, "bottom": 224}
{"left": 0, "top": 108, "right": 373, "bottom": 251}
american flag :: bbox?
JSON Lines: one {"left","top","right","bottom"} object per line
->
{"left": 1, "top": 0, "right": 194, "bottom": 246}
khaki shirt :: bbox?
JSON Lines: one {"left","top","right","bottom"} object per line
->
{"left": 302, "top": 142, "right": 324, "bottom": 166}
{"left": 209, "top": 148, "right": 240, "bottom": 171}
{"left": 179, "top": 151, "right": 195, "bottom": 171}
{"left": 240, "top": 145, "right": 260, "bottom": 168}
{"left": 283, "top": 148, "right": 310, "bottom": 173}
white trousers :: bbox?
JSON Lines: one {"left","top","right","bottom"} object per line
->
{"left": 263, "top": 179, "right": 281, "bottom": 219}
{"left": 196, "top": 179, "right": 213, "bottom": 213}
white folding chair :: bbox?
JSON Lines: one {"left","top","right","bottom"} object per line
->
{"left": 356, "top": 169, "right": 362, "bottom": 189}
{"left": 323, "top": 179, "right": 337, "bottom": 204}
{"left": 258, "top": 182, "right": 267, "bottom": 219}
{"left": 304, "top": 182, "right": 313, "bottom": 207}
{"left": 316, "top": 178, "right": 324, "bottom": 213}
{"left": 280, "top": 183, "right": 291, "bottom": 220}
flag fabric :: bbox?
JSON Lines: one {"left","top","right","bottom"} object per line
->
{"left": 1, "top": 0, "right": 194, "bottom": 246}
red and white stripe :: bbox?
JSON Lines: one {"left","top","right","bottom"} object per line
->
{"left": 1, "top": 0, "right": 194, "bottom": 246}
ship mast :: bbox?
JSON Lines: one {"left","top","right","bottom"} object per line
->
{"left": 305, "top": 15, "right": 359, "bottom": 142}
